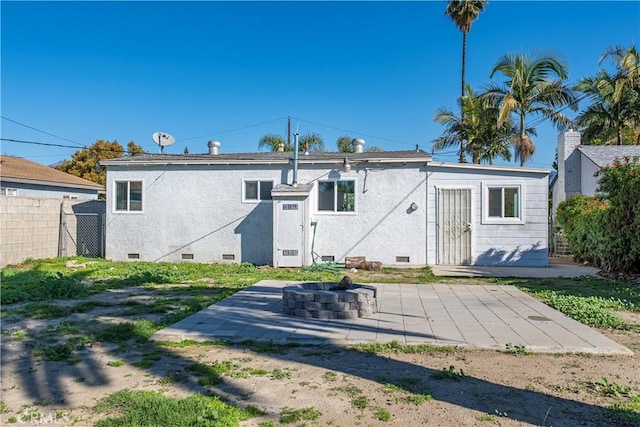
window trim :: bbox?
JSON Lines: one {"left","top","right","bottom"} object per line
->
{"left": 113, "top": 180, "right": 144, "bottom": 213}
{"left": 241, "top": 179, "right": 275, "bottom": 203}
{"left": 482, "top": 182, "right": 524, "bottom": 224}
{"left": 316, "top": 179, "right": 357, "bottom": 214}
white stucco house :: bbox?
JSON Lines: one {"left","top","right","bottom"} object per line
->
{"left": 551, "top": 130, "right": 640, "bottom": 218}
{"left": 101, "top": 141, "right": 550, "bottom": 267}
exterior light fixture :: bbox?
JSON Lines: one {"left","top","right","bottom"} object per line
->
{"left": 341, "top": 157, "right": 351, "bottom": 173}
{"left": 410, "top": 202, "right": 418, "bottom": 211}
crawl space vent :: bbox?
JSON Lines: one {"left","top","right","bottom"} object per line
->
{"left": 395, "top": 256, "right": 410, "bottom": 263}
{"left": 181, "top": 253, "right": 194, "bottom": 260}
{"left": 321, "top": 255, "right": 335, "bottom": 262}
{"left": 222, "top": 254, "right": 235, "bottom": 261}
{"left": 127, "top": 253, "right": 140, "bottom": 260}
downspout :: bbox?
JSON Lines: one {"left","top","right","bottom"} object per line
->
{"left": 425, "top": 162, "right": 429, "bottom": 266}
{"left": 292, "top": 131, "right": 299, "bottom": 187}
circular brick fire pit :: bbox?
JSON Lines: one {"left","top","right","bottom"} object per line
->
{"left": 282, "top": 282, "right": 377, "bottom": 319}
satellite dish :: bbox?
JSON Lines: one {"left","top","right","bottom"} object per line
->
{"left": 152, "top": 131, "right": 175, "bottom": 153}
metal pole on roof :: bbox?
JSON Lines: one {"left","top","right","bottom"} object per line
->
{"left": 292, "top": 131, "right": 299, "bottom": 187}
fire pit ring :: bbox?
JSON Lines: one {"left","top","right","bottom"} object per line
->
{"left": 282, "top": 281, "right": 377, "bottom": 320}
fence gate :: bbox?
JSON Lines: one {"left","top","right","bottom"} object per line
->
{"left": 59, "top": 212, "right": 105, "bottom": 257}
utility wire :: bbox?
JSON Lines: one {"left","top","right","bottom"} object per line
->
{"left": 178, "top": 116, "right": 289, "bottom": 142}
{"left": 291, "top": 116, "right": 415, "bottom": 148}
{"left": 1, "top": 116, "right": 86, "bottom": 147}
{"left": 1, "top": 138, "right": 151, "bottom": 155}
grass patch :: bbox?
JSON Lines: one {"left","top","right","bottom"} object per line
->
{"left": 1, "top": 268, "right": 89, "bottom": 304}
{"left": 609, "top": 395, "right": 640, "bottom": 424}
{"left": 93, "top": 389, "right": 253, "bottom": 426}
{"left": 157, "top": 339, "right": 227, "bottom": 348}
{"left": 351, "top": 340, "right": 455, "bottom": 355}
{"left": 504, "top": 276, "right": 640, "bottom": 329}
{"left": 107, "top": 360, "right": 125, "bottom": 367}
{"left": 279, "top": 407, "right": 321, "bottom": 424}
{"left": 322, "top": 371, "right": 338, "bottom": 382}
{"left": 93, "top": 320, "right": 159, "bottom": 343}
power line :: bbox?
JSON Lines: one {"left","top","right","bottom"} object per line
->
{"left": 1, "top": 116, "right": 86, "bottom": 147}
{"left": 1, "top": 138, "right": 82, "bottom": 149}
{"left": 178, "top": 117, "right": 289, "bottom": 142}
{"left": 291, "top": 116, "right": 416, "bottom": 147}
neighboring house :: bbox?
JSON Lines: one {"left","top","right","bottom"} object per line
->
{"left": 551, "top": 130, "right": 640, "bottom": 218}
{"left": 101, "top": 141, "right": 550, "bottom": 267}
{"left": 0, "top": 156, "right": 104, "bottom": 199}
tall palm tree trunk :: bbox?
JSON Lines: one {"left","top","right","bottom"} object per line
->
{"left": 459, "top": 31, "right": 468, "bottom": 163}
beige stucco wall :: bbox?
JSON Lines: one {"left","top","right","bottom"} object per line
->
{"left": 0, "top": 197, "right": 105, "bottom": 268}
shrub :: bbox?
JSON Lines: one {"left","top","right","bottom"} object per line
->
{"left": 556, "top": 156, "right": 640, "bottom": 273}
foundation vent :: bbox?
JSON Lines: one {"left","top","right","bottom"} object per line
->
{"left": 128, "top": 253, "right": 140, "bottom": 259}
{"left": 222, "top": 254, "right": 235, "bottom": 261}
{"left": 181, "top": 253, "right": 194, "bottom": 260}
{"left": 395, "top": 256, "right": 410, "bottom": 263}
{"left": 321, "top": 255, "right": 335, "bottom": 262}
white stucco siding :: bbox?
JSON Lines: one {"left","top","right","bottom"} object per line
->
{"left": 580, "top": 154, "right": 600, "bottom": 197}
{"left": 427, "top": 166, "right": 549, "bottom": 267}
{"left": 296, "top": 165, "right": 428, "bottom": 266}
{"left": 106, "top": 165, "right": 280, "bottom": 264}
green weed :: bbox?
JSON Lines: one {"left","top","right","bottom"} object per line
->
{"left": 351, "top": 340, "right": 455, "bottom": 355}
{"left": 505, "top": 343, "right": 531, "bottom": 356}
{"left": 431, "top": 365, "right": 465, "bottom": 380}
{"left": 373, "top": 408, "right": 391, "bottom": 421}
{"left": 279, "top": 407, "right": 321, "bottom": 424}
{"left": 271, "top": 368, "right": 292, "bottom": 380}
{"left": 322, "top": 371, "right": 338, "bottom": 382}
{"left": 352, "top": 395, "right": 369, "bottom": 410}
{"left": 93, "top": 320, "right": 159, "bottom": 343}
{"left": 590, "top": 377, "right": 634, "bottom": 398}
{"left": 106, "top": 360, "right": 125, "bottom": 367}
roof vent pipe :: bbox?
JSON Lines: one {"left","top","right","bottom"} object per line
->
{"left": 352, "top": 138, "right": 365, "bottom": 153}
{"left": 208, "top": 140, "right": 221, "bottom": 155}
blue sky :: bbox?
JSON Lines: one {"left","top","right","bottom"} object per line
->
{"left": 2, "top": 1, "right": 639, "bottom": 168}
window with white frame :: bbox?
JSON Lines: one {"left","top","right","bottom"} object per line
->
{"left": 243, "top": 180, "right": 273, "bottom": 202}
{"left": 0, "top": 188, "right": 18, "bottom": 196}
{"left": 318, "top": 180, "right": 355, "bottom": 212}
{"left": 115, "top": 181, "right": 142, "bottom": 211}
{"left": 482, "top": 183, "right": 523, "bottom": 223}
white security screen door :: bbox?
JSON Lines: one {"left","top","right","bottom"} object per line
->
{"left": 275, "top": 201, "right": 304, "bottom": 267}
{"left": 437, "top": 188, "right": 472, "bottom": 265}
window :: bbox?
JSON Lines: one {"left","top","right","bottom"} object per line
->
{"left": 0, "top": 188, "right": 18, "bottom": 196}
{"left": 115, "top": 181, "right": 142, "bottom": 212}
{"left": 318, "top": 180, "right": 355, "bottom": 212}
{"left": 483, "top": 184, "right": 523, "bottom": 223}
{"left": 243, "top": 180, "right": 273, "bottom": 202}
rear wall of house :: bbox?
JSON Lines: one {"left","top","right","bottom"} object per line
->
{"left": 427, "top": 167, "right": 549, "bottom": 267}
{"left": 105, "top": 163, "right": 429, "bottom": 266}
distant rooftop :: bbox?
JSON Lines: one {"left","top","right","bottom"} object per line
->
{"left": 577, "top": 145, "right": 640, "bottom": 168}
{"left": 0, "top": 156, "right": 104, "bottom": 190}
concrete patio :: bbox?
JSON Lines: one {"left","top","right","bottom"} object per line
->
{"left": 152, "top": 280, "right": 632, "bottom": 355}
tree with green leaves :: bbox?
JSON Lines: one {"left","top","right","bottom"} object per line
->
{"left": 575, "top": 45, "right": 640, "bottom": 145}
{"left": 336, "top": 135, "right": 383, "bottom": 152}
{"left": 445, "top": 0, "right": 488, "bottom": 163}
{"left": 55, "top": 140, "right": 144, "bottom": 185}
{"left": 484, "top": 49, "right": 577, "bottom": 166}
{"left": 258, "top": 132, "right": 325, "bottom": 152}
{"left": 433, "top": 85, "right": 512, "bottom": 165}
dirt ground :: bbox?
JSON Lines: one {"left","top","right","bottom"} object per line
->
{"left": 1, "top": 283, "right": 639, "bottom": 427}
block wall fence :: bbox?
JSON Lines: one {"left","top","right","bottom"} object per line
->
{"left": 0, "top": 197, "right": 105, "bottom": 268}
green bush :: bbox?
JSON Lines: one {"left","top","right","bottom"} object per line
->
{"left": 556, "top": 156, "right": 640, "bottom": 273}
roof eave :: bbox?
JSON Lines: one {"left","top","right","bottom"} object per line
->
{"left": 1, "top": 177, "right": 104, "bottom": 191}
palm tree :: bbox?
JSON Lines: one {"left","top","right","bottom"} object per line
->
{"left": 577, "top": 44, "right": 640, "bottom": 145}
{"left": 336, "top": 135, "right": 353, "bottom": 152}
{"left": 299, "top": 132, "right": 325, "bottom": 152}
{"left": 258, "top": 132, "right": 325, "bottom": 152}
{"left": 258, "top": 133, "right": 288, "bottom": 151}
{"left": 575, "top": 70, "right": 637, "bottom": 145}
{"left": 445, "top": 0, "right": 488, "bottom": 162}
{"left": 485, "top": 49, "right": 577, "bottom": 166}
{"left": 433, "top": 85, "right": 512, "bottom": 165}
